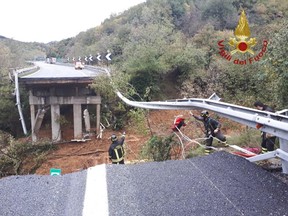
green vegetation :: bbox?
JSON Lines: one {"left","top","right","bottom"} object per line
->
{"left": 86, "top": 0, "right": 288, "bottom": 133}
{"left": 141, "top": 135, "right": 176, "bottom": 161}
{"left": 85, "top": 0, "right": 287, "bottom": 108}
{"left": 226, "top": 128, "right": 260, "bottom": 148}
{"left": 140, "top": 127, "right": 267, "bottom": 161}
{"left": 0, "top": 38, "right": 46, "bottom": 136}
{"left": 0, "top": 132, "right": 55, "bottom": 177}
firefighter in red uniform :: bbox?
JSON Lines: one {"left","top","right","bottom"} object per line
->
{"left": 172, "top": 115, "right": 186, "bottom": 131}
{"left": 108, "top": 132, "right": 125, "bottom": 164}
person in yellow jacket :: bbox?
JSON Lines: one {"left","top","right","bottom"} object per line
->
{"left": 108, "top": 132, "right": 125, "bottom": 164}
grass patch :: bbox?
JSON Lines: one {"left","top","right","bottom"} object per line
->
{"left": 226, "top": 128, "right": 261, "bottom": 148}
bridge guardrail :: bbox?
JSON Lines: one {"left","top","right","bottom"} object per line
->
{"left": 56, "top": 62, "right": 107, "bottom": 74}
{"left": 17, "top": 66, "right": 39, "bottom": 77}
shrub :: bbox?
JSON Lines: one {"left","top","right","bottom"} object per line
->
{"left": 141, "top": 135, "right": 177, "bottom": 161}
{"left": 0, "top": 137, "right": 56, "bottom": 177}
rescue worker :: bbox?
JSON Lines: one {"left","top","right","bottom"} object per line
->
{"left": 254, "top": 101, "right": 277, "bottom": 153}
{"left": 108, "top": 132, "right": 125, "bottom": 164}
{"left": 172, "top": 115, "right": 186, "bottom": 132}
{"left": 191, "top": 110, "right": 227, "bottom": 154}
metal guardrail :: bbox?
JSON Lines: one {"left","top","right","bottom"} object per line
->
{"left": 116, "top": 91, "right": 288, "bottom": 139}
{"left": 115, "top": 89, "right": 288, "bottom": 173}
{"left": 56, "top": 62, "right": 107, "bottom": 74}
{"left": 10, "top": 65, "right": 40, "bottom": 135}
{"left": 17, "top": 66, "right": 39, "bottom": 77}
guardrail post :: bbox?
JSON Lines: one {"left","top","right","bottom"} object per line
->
{"left": 279, "top": 139, "right": 288, "bottom": 173}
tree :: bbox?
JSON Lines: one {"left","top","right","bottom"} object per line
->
{"left": 201, "top": 0, "right": 238, "bottom": 30}
{"left": 266, "top": 20, "right": 288, "bottom": 108}
{"left": 0, "top": 40, "right": 41, "bottom": 137}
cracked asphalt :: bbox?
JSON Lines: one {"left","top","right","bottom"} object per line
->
{"left": 0, "top": 151, "right": 288, "bottom": 216}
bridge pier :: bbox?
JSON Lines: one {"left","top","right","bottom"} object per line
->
{"left": 96, "top": 104, "right": 101, "bottom": 135}
{"left": 51, "top": 104, "right": 61, "bottom": 142}
{"left": 29, "top": 95, "right": 101, "bottom": 142}
{"left": 30, "top": 104, "right": 37, "bottom": 141}
{"left": 73, "top": 104, "right": 82, "bottom": 139}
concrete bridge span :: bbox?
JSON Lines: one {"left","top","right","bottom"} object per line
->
{"left": 18, "top": 62, "right": 103, "bottom": 142}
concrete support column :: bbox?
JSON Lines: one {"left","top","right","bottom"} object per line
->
{"left": 280, "top": 111, "right": 288, "bottom": 174}
{"left": 96, "top": 104, "right": 101, "bottom": 135}
{"left": 280, "top": 139, "right": 288, "bottom": 174}
{"left": 51, "top": 104, "right": 61, "bottom": 142}
{"left": 30, "top": 104, "right": 37, "bottom": 142}
{"left": 73, "top": 104, "right": 82, "bottom": 139}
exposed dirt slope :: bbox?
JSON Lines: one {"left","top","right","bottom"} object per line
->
{"left": 36, "top": 110, "right": 182, "bottom": 175}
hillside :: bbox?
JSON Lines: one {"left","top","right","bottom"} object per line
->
{"left": 51, "top": 0, "right": 288, "bottom": 108}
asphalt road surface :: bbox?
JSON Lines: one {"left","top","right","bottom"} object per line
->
{"left": 20, "top": 61, "right": 105, "bottom": 79}
{"left": 0, "top": 152, "right": 288, "bottom": 216}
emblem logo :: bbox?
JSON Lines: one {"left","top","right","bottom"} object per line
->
{"left": 217, "top": 10, "right": 268, "bottom": 65}
{"left": 229, "top": 10, "right": 257, "bottom": 55}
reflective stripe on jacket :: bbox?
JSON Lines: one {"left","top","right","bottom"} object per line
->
{"left": 109, "top": 137, "right": 125, "bottom": 162}
{"left": 111, "top": 145, "right": 125, "bottom": 162}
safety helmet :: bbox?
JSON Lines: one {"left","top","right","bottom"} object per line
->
{"left": 111, "top": 134, "right": 117, "bottom": 141}
{"left": 201, "top": 110, "right": 209, "bottom": 117}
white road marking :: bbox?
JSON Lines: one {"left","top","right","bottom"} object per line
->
{"left": 82, "top": 164, "right": 109, "bottom": 216}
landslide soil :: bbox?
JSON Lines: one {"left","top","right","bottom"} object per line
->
{"left": 35, "top": 110, "right": 206, "bottom": 175}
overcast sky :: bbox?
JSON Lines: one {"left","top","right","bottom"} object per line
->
{"left": 0, "top": 0, "right": 146, "bottom": 43}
